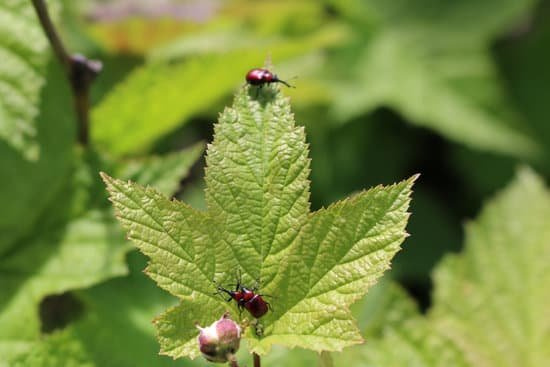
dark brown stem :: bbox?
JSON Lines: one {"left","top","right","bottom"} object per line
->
{"left": 30, "top": 0, "right": 102, "bottom": 146}
{"left": 74, "top": 86, "right": 90, "bottom": 145}
{"left": 253, "top": 353, "right": 261, "bottom": 367}
{"left": 30, "top": 0, "right": 69, "bottom": 70}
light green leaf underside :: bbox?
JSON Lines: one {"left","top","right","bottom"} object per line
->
{"left": 91, "top": 26, "right": 344, "bottom": 157}
{"left": 102, "top": 173, "right": 220, "bottom": 300}
{"left": 339, "top": 167, "right": 550, "bottom": 367}
{"left": 204, "top": 87, "right": 312, "bottom": 286}
{"left": 248, "top": 177, "right": 415, "bottom": 354}
{"left": 103, "top": 84, "right": 415, "bottom": 358}
{"left": 0, "top": 0, "right": 59, "bottom": 159}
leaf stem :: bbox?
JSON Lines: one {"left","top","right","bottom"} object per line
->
{"left": 30, "top": 0, "right": 102, "bottom": 146}
{"left": 319, "top": 351, "right": 334, "bottom": 367}
{"left": 253, "top": 353, "right": 261, "bottom": 367}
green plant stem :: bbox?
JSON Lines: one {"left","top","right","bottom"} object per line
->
{"left": 319, "top": 351, "right": 333, "bottom": 367}
{"left": 228, "top": 354, "right": 239, "bottom": 367}
{"left": 30, "top": 0, "right": 102, "bottom": 146}
{"left": 253, "top": 353, "right": 261, "bottom": 367}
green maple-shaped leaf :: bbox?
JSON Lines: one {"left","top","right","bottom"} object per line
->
{"left": 102, "top": 83, "right": 416, "bottom": 359}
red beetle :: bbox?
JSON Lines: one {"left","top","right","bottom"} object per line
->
{"left": 245, "top": 68, "right": 293, "bottom": 88}
{"left": 216, "top": 274, "right": 271, "bottom": 319}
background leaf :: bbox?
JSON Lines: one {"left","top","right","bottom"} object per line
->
{"left": 117, "top": 141, "right": 204, "bottom": 197}
{"left": 0, "top": 62, "right": 74, "bottom": 256}
{"left": 338, "top": 168, "right": 550, "bottom": 367}
{"left": 0, "top": 145, "right": 203, "bottom": 363}
{"left": 430, "top": 167, "right": 550, "bottom": 367}
{"left": 12, "top": 252, "right": 208, "bottom": 367}
{"left": 91, "top": 27, "right": 345, "bottom": 157}
{"left": 326, "top": 0, "right": 540, "bottom": 158}
{"left": 0, "top": 210, "right": 128, "bottom": 361}
{"left": 0, "top": 0, "right": 60, "bottom": 159}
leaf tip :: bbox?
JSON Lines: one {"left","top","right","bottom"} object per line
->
{"left": 408, "top": 173, "right": 421, "bottom": 185}
{"left": 99, "top": 171, "right": 117, "bottom": 189}
{"left": 99, "top": 170, "right": 110, "bottom": 181}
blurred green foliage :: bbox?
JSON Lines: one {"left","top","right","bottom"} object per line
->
{"left": 1, "top": 0, "right": 550, "bottom": 365}
{"left": 337, "top": 168, "right": 550, "bottom": 367}
{"left": 0, "top": 0, "right": 61, "bottom": 159}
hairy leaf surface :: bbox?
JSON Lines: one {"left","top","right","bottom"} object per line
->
{"left": 103, "top": 84, "right": 415, "bottom": 358}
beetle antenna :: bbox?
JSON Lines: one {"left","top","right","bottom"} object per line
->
{"left": 276, "top": 78, "right": 295, "bottom": 88}
{"left": 217, "top": 286, "right": 233, "bottom": 297}
{"left": 276, "top": 74, "right": 297, "bottom": 88}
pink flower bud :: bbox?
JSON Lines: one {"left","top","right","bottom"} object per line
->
{"left": 197, "top": 313, "right": 241, "bottom": 363}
